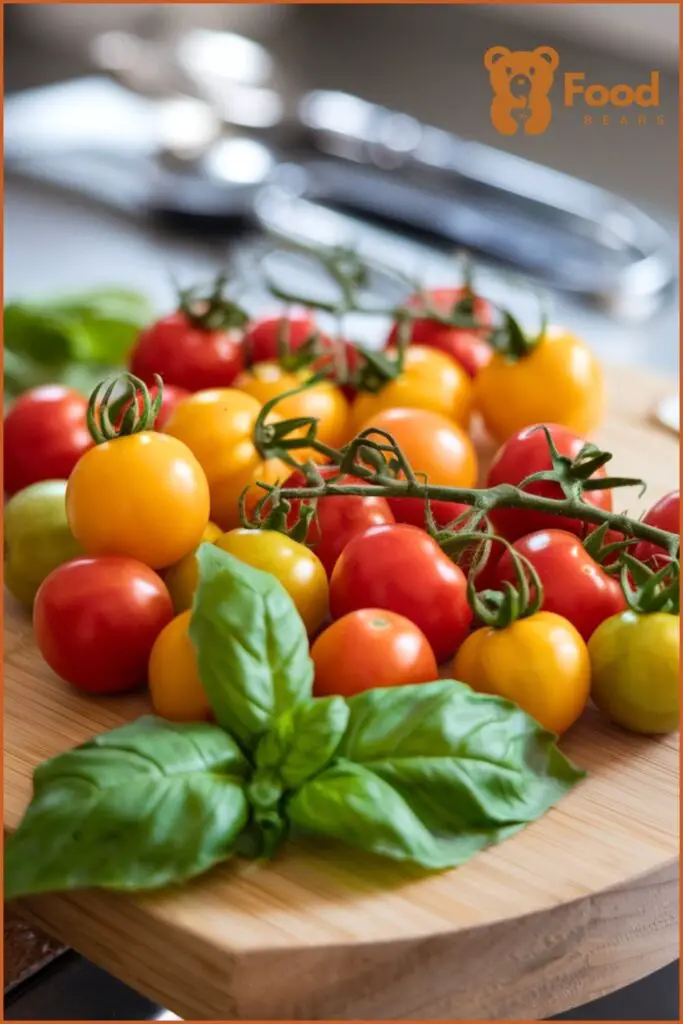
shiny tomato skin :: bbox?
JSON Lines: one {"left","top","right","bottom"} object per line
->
{"left": 452, "top": 611, "right": 590, "bottom": 735}
{"left": 129, "top": 311, "right": 243, "bottom": 392}
{"left": 66, "top": 432, "right": 210, "bottom": 570}
{"left": 330, "top": 523, "right": 472, "bottom": 662}
{"left": 282, "top": 465, "right": 395, "bottom": 577}
{"left": 632, "top": 491, "right": 679, "bottom": 569}
{"left": 114, "top": 384, "right": 190, "bottom": 433}
{"left": 489, "top": 529, "right": 627, "bottom": 642}
{"left": 355, "top": 406, "right": 478, "bottom": 534}
{"left": 473, "top": 326, "right": 605, "bottom": 442}
{"left": 4, "top": 385, "right": 93, "bottom": 497}
{"left": 312, "top": 340, "right": 367, "bottom": 400}
{"left": 588, "top": 610, "right": 679, "bottom": 734}
{"left": 215, "top": 528, "right": 329, "bottom": 636}
{"left": 349, "top": 345, "right": 473, "bottom": 434}
{"left": 242, "top": 315, "right": 331, "bottom": 365}
{"left": 148, "top": 610, "right": 211, "bottom": 722}
{"left": 233, "top": 361, "right": 350, "bottom": 458}
{"left": 388, "top": 287, "right": 494, "bottom": 377}
{"left": 33, "top": 556, "right": 173, "bottom": 693}
{"left": 162, "top": 388, "right": 290, "bottom": 532}
{"left": 312, "top": 609, "right": 438, "bottom": 697}
{"left": 486, "top": 423, "right": 612, "bottom": 541}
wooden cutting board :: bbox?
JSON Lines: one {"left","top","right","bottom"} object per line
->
{"left": 4, "top": 365, "right": 679, "bottom": 1021}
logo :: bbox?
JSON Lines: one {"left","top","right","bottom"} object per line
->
{"left": 485, "top": 46, "right": 663, "bottom": 134}
{"left": 484, "top": 46, "right": 559, "bottom": 136}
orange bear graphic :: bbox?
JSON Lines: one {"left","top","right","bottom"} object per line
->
{"left": 484, "top": 46, "right": 560, "bottom": 136}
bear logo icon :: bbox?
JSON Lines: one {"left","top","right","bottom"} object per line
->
{"left": 484, "top": 46, "right": 560, "bottom": 136}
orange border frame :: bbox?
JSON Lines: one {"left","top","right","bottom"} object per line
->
{"left": 1, "top": 2, "right": 680, "bottom": 1022}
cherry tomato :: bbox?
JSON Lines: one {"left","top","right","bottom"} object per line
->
{"left": 66, "top": 432, "right": 210, "bottom": 570}
{"left": 355, "top": 407, "right": 478, "bottom": 532}
{"left": 149, "top": 610, "right": 211, "bottom": 722}
{"left": 216, "top": 528, "right": 329, "bottom": 636}
{"left": 312, "top": 609, "right": 438, "bottom": 697}
{"left": 162, "top": 389, "right": 290, "bottom": 532}
{"left": 33, "top": 556, "right": 173, "bottom": 693}
{"left": 242, "top": 315, "right": 331, "bottom": 365}
{"left": 486, "top": 423, "right": 612, "bottom": 541}
{"left": 129, "top": 311, "right": 243, "bottom": 392}
{"left": 388, "top": 287, "right": 494, "bottom": 377}
{"left": 453, "top": 611, "right": 590, "bottom": 735}
{"left": 281, "top": 464, "right": 395, "bottom": 577}
{"left": 163, "top": 521, "right": 223, "bottom": 615}
{"left": 330, "top": 523, "right": 472, "bottom": 662}
{"left": 489, "top": 530, "right": 627, "bottom": 642}
{"left": 474, "top": 326, "right": 604, "bottom": 442}
{"left": 5, "top": 480, "right": 83, "bottom": 609}
{"left": 589, "top": 610, "right": 679, "bottom": 734}
{"left": 350, "top": 345, "right": 473, "bottom": 435}
{"left": 4, "top": 385, "right": 93, "bottom": 497}
{"left": 233, "top": 362, "right": 349, "bottom": 458}
{"left": 114, "top": 383, "right": 190, "bottom": 433}
{"left": 632, "top": 491, "right": 679, "bottom": 570}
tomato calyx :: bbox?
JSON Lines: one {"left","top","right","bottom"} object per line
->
{"left": 583, "top": 521, "right": 637, "bottom": 572}
{"left": 87, "top": 373, "right": 164, "bottom": 442}
{"left": 620, "top": 553, "right": 680, "bottom": 615}
{"left": 177, "top": 274, "right": 249, "bottom": 333}
{"left": 517, "top": 425, "right": 645, "bottom": 506}
{"left": 468, "top": 538, "right": 544, "bottom": 629}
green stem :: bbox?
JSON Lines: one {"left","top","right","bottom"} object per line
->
{"left": 268, "top": 479, "right": 676, "bottom": 551}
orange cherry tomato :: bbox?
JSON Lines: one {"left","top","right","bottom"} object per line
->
{"left": 162, "top": 388, "right": 290, "bottom": 532}
{"left": 312, "top": 609, "right": 438, "bottom": 697}
{"left": 355, "top": 406, "right": 478, "bottom": 530}
{"left": 148, "top": 610, "right": 211, "bottom": 722}
{"left": 233, "top": 361, "right": 349, "bottom": 462}
{"left": 349, "top": 344, "right": 472, "bottom": 435}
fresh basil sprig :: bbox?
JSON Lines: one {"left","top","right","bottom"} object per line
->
{"left": 5, "top": 545, "right": 585, "bottom": 900}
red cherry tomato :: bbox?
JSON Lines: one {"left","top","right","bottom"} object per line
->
{"left": 312, "top": 609, "right": 438, "bottom": 697}
{"left": 632, "top": 490, "right": 680, "bottom": 569}
{"left": 242, "top": 315, "right": 331, "bottom": 365}
{"left": 114, "top": 383, "right": 190, "bottom": 433}
{"left": 486, "top": 423, "right": 612, "bottom": 542}
{"left": 3, "top": 385, "right": 93, "bottom": 496}
{"left": 129, "top": 311, "right": 243, "bottom": 392}
{"left": 388, "top": 287, "right": 493, "bottom": 377}
{"left": 33, "top": 556, "right": 173, "bottom": 694}
{"left": 488, "top": 530, "right": 627, "bottom": 642}
{"left": 281, "top": 465, "right": 395, "bottom": 577}
{"left": 330, "top": 523, "right": 472, "bottom": 662}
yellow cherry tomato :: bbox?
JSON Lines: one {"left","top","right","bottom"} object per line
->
{"left": 234, "top": 361, "right": 349, "bottom": 462}
{"left": 215, "top": 528, "right": 328, "bottom": 635}
{"left": 66, "top": 433, "right": 210, "bottom": 570}
{"left": 588, "top": 610, "right": 679, "bottom": 734}
{"left": 452, "top": 611, "right": 590, "bottom": 735}
{"left": 473, "top": 326, "right": 605, "bottom": 443}
{"left": 164, "top": 521, "right": 222, "bottom": 615}
{"left": 148, "top": 610, "right": 211, "bottom": 722}
{"left": 349, "top": 345, "right": 472, "bottom": 436}
{"left": 162, "top": 388, "right": 290, "bottom": 532}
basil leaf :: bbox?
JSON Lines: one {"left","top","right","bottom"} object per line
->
{"left": 5, "top": 717, "right": 249, "bottom": 899}
{"left": 255, "top": 696, "right": 349, "bottom": 790}
{"left": 189, "top": 544, "right": 314, "bottom": 751}
{"left": 290, "top": 681, "right": 584, "bottom": 870}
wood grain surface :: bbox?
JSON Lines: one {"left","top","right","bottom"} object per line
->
{"left": 4, "top": 364, "right": 679, "bottom": 1021}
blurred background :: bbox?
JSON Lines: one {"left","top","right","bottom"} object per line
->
{"left": 3, "top": 4, "right": 680, "bottom": 1020}
{"left": 4, "top": 3, "right": 680, "bottom": 373}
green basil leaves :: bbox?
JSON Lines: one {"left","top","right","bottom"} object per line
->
{"left": 5, "top": 545, "right": 585, "bottom": 900}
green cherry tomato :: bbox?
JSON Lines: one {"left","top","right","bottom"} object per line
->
{"left": 5, "top": 480, "right": 83, "bottom": 609}
{"left": 588, "top": 610, "right": 680, "bottom": 734}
